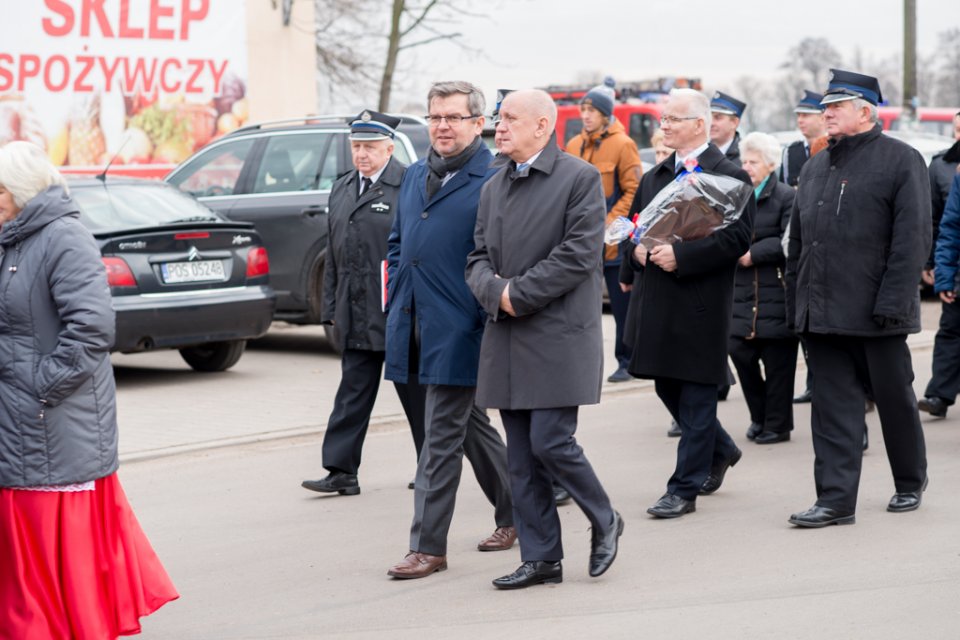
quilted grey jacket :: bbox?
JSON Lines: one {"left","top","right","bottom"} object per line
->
{"left": 0, "top": 185, "right": 118, "bottom": 487}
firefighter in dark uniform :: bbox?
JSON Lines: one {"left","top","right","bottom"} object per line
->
{"left": 302, "top": 110, "right": 425, "bottom": 496}
{"left": 785, "top": 70, "right": 930, "bottom": 528}
{"left": 780, "top": 90, "right": 827, "bottom": 188}
{"left": 709, "top": 91, "right": 747, "bottom": 167}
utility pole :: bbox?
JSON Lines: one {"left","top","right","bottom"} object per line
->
{"left": 903, "top": 0, "right": 918, "bottom": 120}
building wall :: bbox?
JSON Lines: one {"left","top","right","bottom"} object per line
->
{"left": 246, "top": 0, "right": 317, "bottom": 123}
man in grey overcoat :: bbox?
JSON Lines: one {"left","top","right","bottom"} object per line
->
{"left": 467, "top": 90, "right": 623, "bottom": 590}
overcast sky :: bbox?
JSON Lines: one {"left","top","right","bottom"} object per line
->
{"left": 382, "top": 0, "right": 960, "bottom": 111}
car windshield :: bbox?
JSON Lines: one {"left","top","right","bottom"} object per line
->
{"left": 71, "top": 182, "right": 221, "bottom": 232}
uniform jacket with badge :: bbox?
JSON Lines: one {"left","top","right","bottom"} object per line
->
{"left": 322, "top": 156, "right": 405, "bottom": 352}
{"left": 932, "top": 174, "right": 960, "bottom": 293}
{"left": 618, "top": 144, "right": 755, "bottom": 385}
{"left": 466, "top": 137, "right": 606, "bottom": 410}
{"left": 785, "top": 124, "right": 931, "bottom": 337}
{"left": 780, "top": 140, "right": 809, "bottom": 187}
{"left": 384, "top": 144, "right": 498, "bottom": 386}
{"left": 723, "top": 131, "right": 742, "bottom": 166}
{"left": 730, "top": 176, "right": 795, "bottom": 340}
{"left": 927, "top": 140, "right": 960, "bottom": 269}
{"left": 565, "top": 119, "right": 641, "bottom": 263}
{"left": 0, "top": 185, "right": 119, "bottom": 487}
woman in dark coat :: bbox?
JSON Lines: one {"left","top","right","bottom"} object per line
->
{"left": 729, "top": 132, "right": 798, "bottom": 444}
{"left": 0, "top": 142, "right": 177, "bottom": 637}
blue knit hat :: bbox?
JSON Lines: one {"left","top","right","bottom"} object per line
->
{"left": 582, "top": 88, "right": 614, "bottom": 118}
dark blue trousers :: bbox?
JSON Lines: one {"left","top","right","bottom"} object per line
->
{"left": 654, "top": 377, "right": 738, "bottom": 500}
{"left": 603, "top": 264, "right": 631, "bottom": 369}
{"left": 500, "top": 407, "right": 614, "bottom": 562}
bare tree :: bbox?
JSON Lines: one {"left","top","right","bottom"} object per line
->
{"left": 780, "top": 37, "right": 844, "bottom": 91}
{"left": 933, "top": 28, "right": 960, "bottom": 106}
{"left": 378, "top": 0, "right": 486, "bottom": 111}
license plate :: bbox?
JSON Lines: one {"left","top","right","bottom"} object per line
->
{"left": 161, "top": 260, "right": 226, "bottom": 284}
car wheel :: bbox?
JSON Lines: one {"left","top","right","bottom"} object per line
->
{"left": 179, "top": 340, "right": 247, "bottom": 372}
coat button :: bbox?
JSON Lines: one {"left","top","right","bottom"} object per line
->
{"left": 817, "top": 200, "right": 824, "bottom": 206}
{"left": 403, "top": 307, "right": 410, "bottom": 314}
{"left": 830, "top": 166, "right": 836, "bottom": 171}
{"left": 421, "top": 211, "right": 429, "bottom": 219}
{"left": 412, "top": 259, "right": 419, "bottom": 266}
{"left": 812, "top": 241, "right": 819, "bottom": 247}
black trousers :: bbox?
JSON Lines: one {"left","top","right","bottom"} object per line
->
{"left": 500, "top": 407, "right": 614, "bottom": 562}
{"left": 728, "top": 336, "right": 798, "bottom": 434}
{"left": 603, "top": 264, "right": 631, "bottom": 369}
{"left": 805, "top": 333, "right": 927, "bottom": 512}
{"left": 321, "top": 348, "right": 425, "bottom": 475}
{"left": 924, "top": 299, "right": 960, "bottom": 404}
{"left": 409, "top": 385, "right": 513, "bottom": 556}
{"left": 655, "top": 377, "right": 739, "bottom": 500}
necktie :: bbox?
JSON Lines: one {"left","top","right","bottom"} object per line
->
{"left": 360, "top": 176, "right": 373, "bottom": 196}
{"left": 516, "top": 162, "right": 528, "bottom": 173}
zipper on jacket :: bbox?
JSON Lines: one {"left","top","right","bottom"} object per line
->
{"left": 748, "top": 268, "right": 759, "bottom": 339}
{"left": 836, "top": 180, "right": 847, "bottom": 216}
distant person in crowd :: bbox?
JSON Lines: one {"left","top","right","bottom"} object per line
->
{"left": 651, "top": 128, "right": 672, "bottom": 165}
{"left": 729, "top": 132, "right": 798, "bottom": 445}
{"left": 385, "top": 81, "right": 515, "bottom": 580}
{"left": 780, "top": 90, "right": 827, "bottom": 188}
{"left": 302, "top": 111, "right": 426, "bottom": 497}
{"left": 0, "top": 141, "right": 177, "bottom": 638}
{"left": 785, "top": 70, "right": 930, "bottom": 528}
{"left": 917, "top": 111, "right": 960, "bottom": 419}
{"left": 620, "top": 89, "right": 754, "bottom": 519}
{"left": 709, "top": 91, "right": 747, "bottom": 166}
{"left": 565, "top": 82, "right": 642, "bottom": 385}
{"left": 468, "top": 89, "right": 622, "bottom": 590}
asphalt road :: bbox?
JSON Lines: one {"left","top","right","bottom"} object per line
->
{"left": 111, "top": 303, "right": 959, "bottom": 639}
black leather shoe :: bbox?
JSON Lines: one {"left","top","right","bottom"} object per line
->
{"left": 717, "top": 385, "right": 730, "bottom": 401}
{"left": 788, "top": 505, "right": 855, "bottom": 528}
{"left": 492, "top": 561, "right": 562, "bottom": 590}
{"left": 754, "top": 431, "right": 790, "bottom": 445}
{"left": 746, "top": 422, "right": 763, "bottom": 440}
{"left": 888, "top": 477, "right": 928, "bottom": 513}
{"left": 647, "top": 493, "right": 696, "bottom": 519}
{"left": 408, "top": 480, "right": 415, "bottom": 490}
{"left": 793, "top": 388, "right": 813, "bottom": 403}
{"left": 667, "top": 420, "right": 681, "bottom": 438}
{"left": 918, "top": 396, "right": 948, "bottom": 418}
{"left": 301, "top": 472, "right": 360, "bottom": 495}
{"left": 553, "top": 484, "right": 572, "bottom": 506}
{"left": 607, "top": 367, "right": 632, "bottom": 383}
{"left": 589, "top": 511, "right": 624, "bottom": 577}
{"left": 699, "top": 448, "right": 742, "bottom": 495}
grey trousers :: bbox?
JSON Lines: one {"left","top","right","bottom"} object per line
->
{"left": 409, "top": 384, "right": 513, "bottom": 556}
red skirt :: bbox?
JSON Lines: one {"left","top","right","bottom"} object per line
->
{"left": 0, "top": 473, "right": 178, "bottom": 639}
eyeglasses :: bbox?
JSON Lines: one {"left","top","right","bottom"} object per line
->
{"left": 659, "top": 115, "right": 700, "bottom": 125}
{"left": 426, "top": 114, "right": 481, "bottom": 126}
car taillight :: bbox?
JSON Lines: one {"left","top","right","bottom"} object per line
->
{"left": 102, "top": 257, "right": 137, "bottom": 287}
{"left": 246, "top": 246, "right": 269, "bottom": 278}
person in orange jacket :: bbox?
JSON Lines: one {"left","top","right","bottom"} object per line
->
{"left": 565, "top": 83, "right": 642, "bottom": 384}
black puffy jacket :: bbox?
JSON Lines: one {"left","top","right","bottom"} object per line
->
{"left": 731, "top": 176, "right": 795, "bottom": 340}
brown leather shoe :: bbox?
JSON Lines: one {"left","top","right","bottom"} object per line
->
{"left": 387, "top": 552, "right": 447, "bottom": 579}
{"left": 477, "top": 526, "right": 517, "bottom": 552}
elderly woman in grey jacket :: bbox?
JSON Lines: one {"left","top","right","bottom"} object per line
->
{"left": 0, "top": 141, "right": 177, "bottom": 638}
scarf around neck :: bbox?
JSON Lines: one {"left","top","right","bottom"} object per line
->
{"left": 426, "top": 136, "right": 483, "bottom": 199}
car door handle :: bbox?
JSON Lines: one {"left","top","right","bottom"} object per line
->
{"left": 302, "top": 205, "right": 328, "bottom": 217}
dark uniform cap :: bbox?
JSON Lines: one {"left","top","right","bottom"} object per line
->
{"left": 795, "top": 90, "right": 825, "bottom": 114}
{"left": 710, "top": 91, "right": 746, "bottom": 118}
{"left": 349, "top": 110, "right": 401, "bottom": 141}
{"left": 821, "top": 69, "right": 883, "bottom": 106}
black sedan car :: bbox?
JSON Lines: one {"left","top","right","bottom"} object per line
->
{"left": 69, "top": 178, "right": 276, "bottom": 371}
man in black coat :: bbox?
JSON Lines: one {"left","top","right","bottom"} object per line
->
{"left": 302, "top": 111, "right": 424, "bottom": 496}
{"left": 620, "top": 89, "right": 754, "bottom": 519}
{"left": 785, "top": 70, "right": 930, "bottom": 528}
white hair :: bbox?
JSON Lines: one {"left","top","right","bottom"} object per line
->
{"left": 852, "top": 98, "right": 878, "bottom": 123}
{"left": 740, "top": 131, "right": 783, "bottom": 171}
{"left": 0, "top": 141, "right": 68, "bottom": 208}
{"left": 668, "top": 88, "right": 712, "bottom": 132}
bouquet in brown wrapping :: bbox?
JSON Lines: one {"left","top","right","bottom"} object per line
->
{"left": 605, "top": 160, "right": 753, "bottom": 250}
